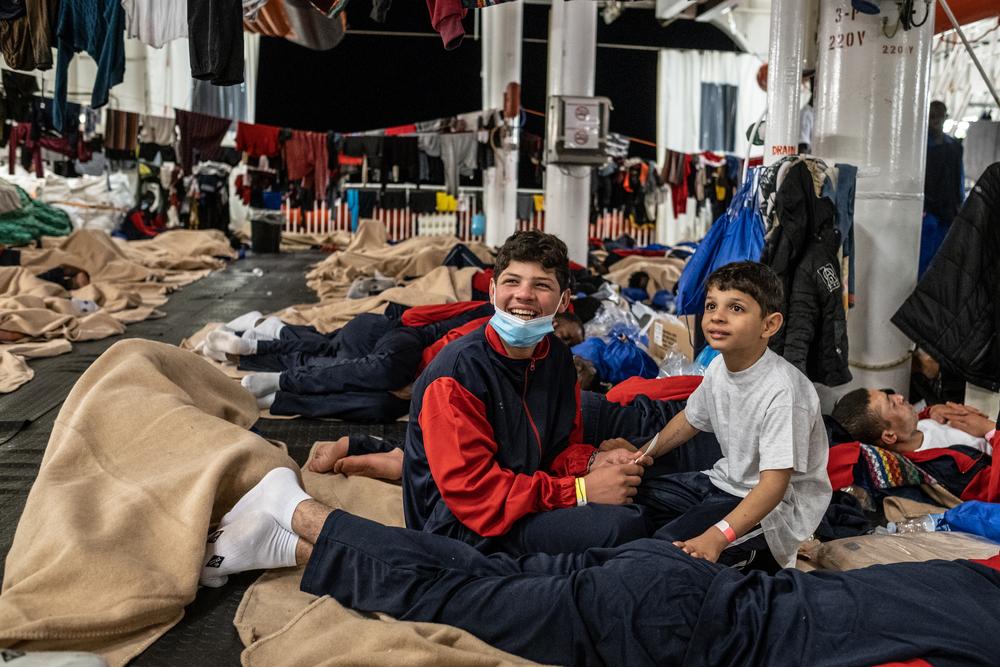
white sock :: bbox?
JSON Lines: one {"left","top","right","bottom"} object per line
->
{"left": 257, "top": 392, "right": 276, "bottom": 410}
{"left": 241, "top": 372, "right": 281, "bottom": 397}
{"left": 223, "top": 310, "right": 263, "bottom": 333}
{"left": 200, "top": 511, "right": 298, "bottom": 588}
{"left": 197, "top": 339, "right": 229, "bottom": 363}
{"left": 248, "top": 316, "right": 285, "bottom": 341}
{"left": 220, "top": 466, "right": 311, "bottom": 533}
{"left": 208, "top": 330, "right": 257, "bottom": 356}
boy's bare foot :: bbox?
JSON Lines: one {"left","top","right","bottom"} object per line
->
{"left": 306, "top": 437, "right": 350, "bottom": 473}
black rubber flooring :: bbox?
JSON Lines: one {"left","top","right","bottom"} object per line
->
{"left": 0, "top": 249, "right": 408, "bottom": 666}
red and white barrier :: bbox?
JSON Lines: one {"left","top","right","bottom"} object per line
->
{"left": 281, "top": 192, "right": 654, "bottom": 246}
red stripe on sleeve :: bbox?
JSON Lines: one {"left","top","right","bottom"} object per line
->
{"left": 401, "top": 301, "right": 488, "bottom": 327}
{"left": 420, "top": 377, "right": 577, "bottom": 537}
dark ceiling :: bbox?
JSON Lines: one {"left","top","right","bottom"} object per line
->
{"left": 255, "top": 2, "right": 739, "bottom": 160}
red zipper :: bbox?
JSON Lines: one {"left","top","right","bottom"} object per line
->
{"left": 522, "top": 361, "right": 542, "bottom": 454}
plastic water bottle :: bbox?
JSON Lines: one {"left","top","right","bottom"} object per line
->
{"left": 885, "top": 513, "right": 949, "bottom": 534}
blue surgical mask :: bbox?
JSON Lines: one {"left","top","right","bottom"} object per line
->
{"left": 489, "top": 298, "right": 559, "bottom": 349}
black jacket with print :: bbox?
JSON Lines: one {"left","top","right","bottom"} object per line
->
{"left": 761, "top": 160, "right": 851, "bottom": 386}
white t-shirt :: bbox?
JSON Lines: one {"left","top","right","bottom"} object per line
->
{"left": 684, "top": 349, "right": 832, "bottom": 568}
{"left": 916, "top": 419, "right": 992, "bottom": 454}
{"left": 122, "top": 0, "right": 188, "bottom": 49}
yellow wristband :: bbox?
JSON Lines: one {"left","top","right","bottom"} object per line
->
{"left": 575, "top": 477, "right": 588, "bottom": 506}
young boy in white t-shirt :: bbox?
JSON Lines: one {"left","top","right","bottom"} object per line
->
{"left": 641, "top": 261, "right": 831, "bottom": 570}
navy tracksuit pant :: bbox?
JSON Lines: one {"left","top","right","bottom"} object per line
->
{"left": 261, "top": 307, "right": 493, "bottom": 419}
{"left": 241, "top": 313, "right": 395, "bottom": 373}
{"left": 301, "top": 510, "right": 1000, "bottom": 667}
{"left": 580, "top": 391, "right": 723, "bottom": 476}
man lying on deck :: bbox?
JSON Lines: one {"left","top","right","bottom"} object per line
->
{"left": 197, "top": 465, "right": 1000, "bottom": 667}
{"left": 832, "top": 387, "right": 994, "bottom": 454}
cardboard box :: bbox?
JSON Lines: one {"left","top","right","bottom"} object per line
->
{"left": 647, "top": 314, "right": 696, "bottom": 362}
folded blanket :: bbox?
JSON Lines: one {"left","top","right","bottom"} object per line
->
{"left": 0, "top": 340, "right": 298, "bottom": 664}
{"left": 280, "top": 265, "right": 480, "bottom": 333}
{"left": 305, "top": 220, "right": 491, "bottom": 302}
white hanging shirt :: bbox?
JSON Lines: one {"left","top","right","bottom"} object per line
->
{"left": 122, "top": 0, "right": 188, "bottom": 49}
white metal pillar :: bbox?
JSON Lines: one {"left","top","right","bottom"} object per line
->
{"left": 481, "top": 2, "right": 523, "bottom": 248}
{"left": 764, "top": 0, "right": 809, "bottom": 164}
{"left": 544, "top": 0, "right": 596, "bottom": 265}
{"left": 813, "top": 0, "right": 935, "bottom": 396}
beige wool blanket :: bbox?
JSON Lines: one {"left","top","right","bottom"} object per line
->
{"left": 19, "top": 229, "right": 234, "bottom": 289}
{"left": 1, "top": 229, "right": 233, "bottom": 392}
{"left": 279, "top": 264, "right": 480, "bottom": 333}
{"left": 305, "top": 219, "right": 492, "bottom": 302}
{"left": 0, "top": 267, "right": 130, "bottom": 393}
{"left": 605, "top": 255, "right": 686, "bottom": 299}
{"left": 0, "top": 340, "right": 299, "bottom": 664}
{"left": 0, "top": 340, "right": 542, "bottom": 666}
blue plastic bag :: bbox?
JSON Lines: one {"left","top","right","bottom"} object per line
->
{"left": 571, "top": 338, "right": 609, "bottom": 378}
{"left": 602, "top": 335, "right": 658, "bottom": 385}
{"left": 943, "top": 501, "right": 1000, "bottom": 542}
{"left": 572, "top": 330, "right": 657, "bottom": 385}
{"left": 621, "top": 287, "right": 649, "bottom": 303}
{"left": 675, "top": 169, "right": 766, "bottom": 315}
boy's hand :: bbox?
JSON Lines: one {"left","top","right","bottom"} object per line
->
{"left": 592, "top": 447, "right": 652, "bottom": 468}
{"left": 598, "top": 437, "right": 638, "bottom": 453}
{"left": 582, "top": 463, "right": 644, "bottom": 504}
{"left": 673, "top": 528, "right": 729, "bottom": 563}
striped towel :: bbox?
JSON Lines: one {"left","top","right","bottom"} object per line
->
{"left": 858, "top": 444, "right": 938, "bottom": 490}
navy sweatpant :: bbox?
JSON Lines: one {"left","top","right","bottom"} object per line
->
{"left": 639, "top": 471, "right": 776, "bottom": 572}
{"left": 301, "top": 511, "right": 1000, "bottom": 667}
{"left": 241, "top": 313, "right": 394, "bottom": 372}
{"left": 580, "top": 391, "right": 723, "bottom": 476}
{"left": 474, "top": 503, "right": 649, "bottom": 555}
{"left": 268, "top": 389, "right": 409, "bottom": 422}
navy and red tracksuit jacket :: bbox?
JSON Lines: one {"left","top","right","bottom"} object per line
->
{"left": 402, "top": 323, "right": 595, "bottom": 545}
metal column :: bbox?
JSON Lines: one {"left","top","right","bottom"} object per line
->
{"left": 764, "top": 0, "right": 810, "bottom": 164}
{"left": 813, "top": 1, "right": 935, "bottom": 396}
{"left": 481, "top": 2, "right": 523, "bottom": 248}
{"left": 544, "top": 0, "right": 596, "bottom": 265}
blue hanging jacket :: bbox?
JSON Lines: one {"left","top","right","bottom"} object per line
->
{"left": 675, "top": 169, "right": 766, "bottom": 315}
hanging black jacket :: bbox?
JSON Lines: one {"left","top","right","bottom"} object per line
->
{"left": 892, "top": 162, "right": 1000, "bottom": 391}
{"left": 761, "top": 160, "right": 851, "bottom": 386}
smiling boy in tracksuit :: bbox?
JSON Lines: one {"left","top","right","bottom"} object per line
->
{"left": 403, "top": 231, "right": 653, "bottom": 554}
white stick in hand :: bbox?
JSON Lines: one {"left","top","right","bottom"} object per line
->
{"left": 633, "top": 432, "right": 659, "bottom": 464}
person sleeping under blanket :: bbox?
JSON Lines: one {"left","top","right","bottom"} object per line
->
{"left": 1, "top": 245, "right": 91, "bottom": 342}
{"left": 196, "top": 465, "right": 1000, "bottom": 667}
{"left": 204, "top": 304, "right": 584, "bottom": 421}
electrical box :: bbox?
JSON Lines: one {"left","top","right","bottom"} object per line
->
{"left": 545, "top": 95, "right": 612, "bottom": 165}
